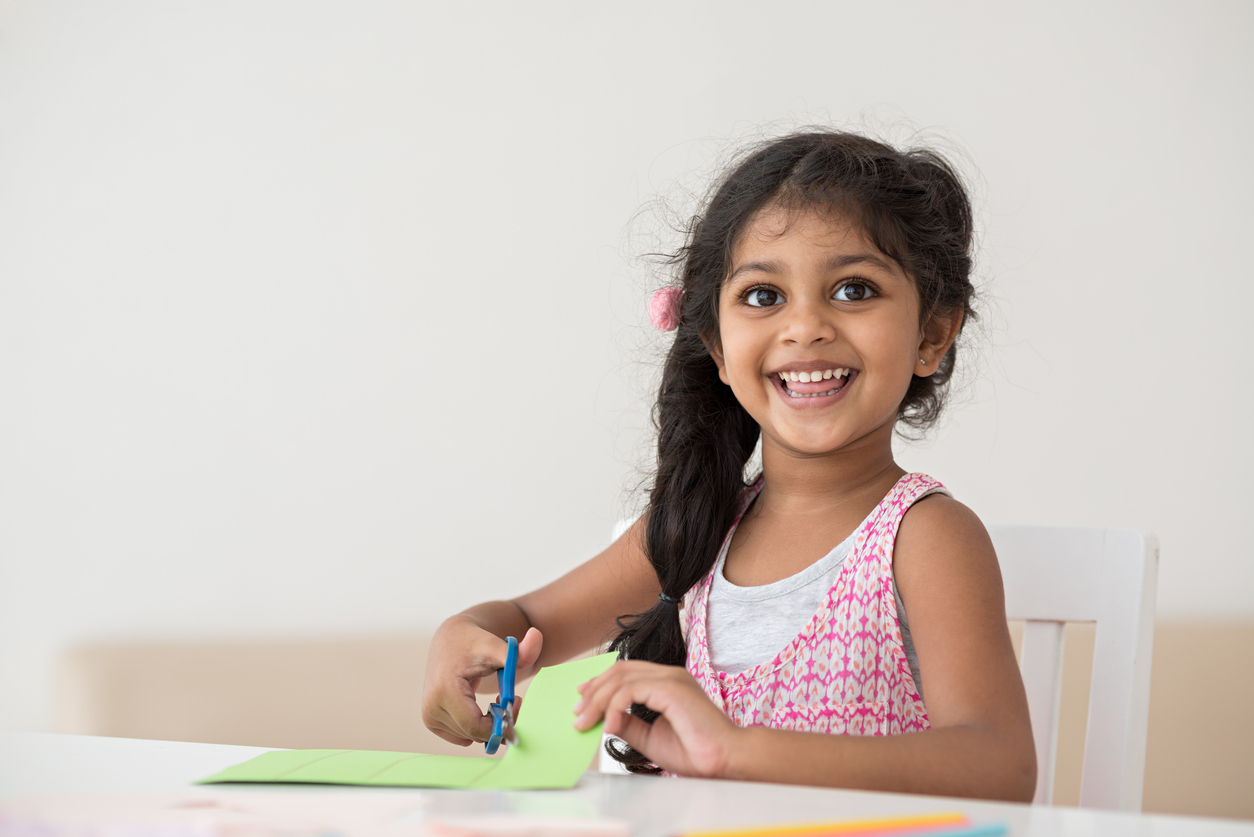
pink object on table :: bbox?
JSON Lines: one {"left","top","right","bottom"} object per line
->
{"left": 0, "top": 792, "right": 425, "bottom": 837}
{"left": 648, "top": 287, "right": 684, "bottom": 331}
{"left": 426, "top": 814, "right": 631, "bottom": 837}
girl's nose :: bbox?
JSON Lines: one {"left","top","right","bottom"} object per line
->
{"left": 780, "top": 297, "right": 836, "bottom": 346}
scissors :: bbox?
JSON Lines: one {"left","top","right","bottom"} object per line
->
{"left": 484, "top": 635, "right": 519, "bottom": 754}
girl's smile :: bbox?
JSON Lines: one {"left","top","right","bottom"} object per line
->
{"left": 770, "top": 365, "right": 857, "bottom": 407}
{"left": 709, "top": 206, "right": 956, "bottom": 458}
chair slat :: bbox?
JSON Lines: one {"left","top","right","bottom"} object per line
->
{"left": 1020, "top": 619, "right": 1065, "bottom": 805}
{"left": 1079, "top": 529, "right": 1158, "bottom": 810}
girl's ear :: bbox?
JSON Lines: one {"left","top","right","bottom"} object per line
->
{"left": 916, "top": 309, "right": 964, "bottom": 376}
{"left": 701, "top": 332, "right": 731, "bottom": 386}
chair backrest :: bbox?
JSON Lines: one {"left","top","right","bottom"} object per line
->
{"left": 991, "top": 526, "right": 1158, "bottom": 811}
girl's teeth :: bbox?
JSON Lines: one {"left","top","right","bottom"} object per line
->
{"left": 779, "top": 368, "right": 848, "bottom": 382}
{"left": 778, "top": 368, "right": 852, "bottom": 397}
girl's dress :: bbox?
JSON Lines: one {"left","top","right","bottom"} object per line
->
{"left": 681, "top": 472, "right": 942, "bottom": 737}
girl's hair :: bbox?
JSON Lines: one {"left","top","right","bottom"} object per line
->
{"left": 606, "top": 130, "right": 977, "bottom": 772}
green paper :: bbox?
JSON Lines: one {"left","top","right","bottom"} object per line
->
{"left": 198, "top": 651, "right": 617, "bottom": 790}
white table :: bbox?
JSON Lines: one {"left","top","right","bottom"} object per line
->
{"left": 2, "top": 732, "right": 1251, "bottom": 837}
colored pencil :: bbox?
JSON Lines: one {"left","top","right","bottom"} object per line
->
{"left": 677, "top": 812, "right": 1007, "bottom": 837}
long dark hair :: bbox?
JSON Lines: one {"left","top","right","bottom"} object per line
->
{"left": 607, "top": 131, "right": 976, "bottom": 771}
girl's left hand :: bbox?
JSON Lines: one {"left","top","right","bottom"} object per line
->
{"left": 573, "top": 660, "right": 743, "bottom": 778}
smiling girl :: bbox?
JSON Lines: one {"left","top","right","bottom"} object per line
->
{"left": 421, "top": 131, "right": 1036, "bottom": 800}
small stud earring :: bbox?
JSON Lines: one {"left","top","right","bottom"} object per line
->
{"left": 919, "top": 358, "right": 927, "bottom": 365}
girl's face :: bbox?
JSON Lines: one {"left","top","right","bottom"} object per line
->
{"left": 709, "top": 206, "right": 955, "bottom": 459}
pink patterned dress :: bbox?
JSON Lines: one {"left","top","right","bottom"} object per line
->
{"left": 682, "top": 473, "right": 939, "bottom": 737}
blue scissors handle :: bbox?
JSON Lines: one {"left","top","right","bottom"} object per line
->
{"left": 485, "top": 635, "right": 519, "bottom": 755}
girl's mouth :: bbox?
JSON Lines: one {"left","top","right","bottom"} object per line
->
{"left": 771, "top": 367, "right": 857, "bottom": 405}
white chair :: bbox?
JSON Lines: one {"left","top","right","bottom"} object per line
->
{"left": 992, "top": 526, "right": 1158, "bottom": 811}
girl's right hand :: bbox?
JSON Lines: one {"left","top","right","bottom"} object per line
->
{"left": 421, "top": 620, "right": 544, "bottom": 747}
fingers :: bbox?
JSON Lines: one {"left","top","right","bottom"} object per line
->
{"left": 571, "top": 661, "right": 737, "bottom": 778}
{"left": 421, "top": 692, "right": 495, "bottom": 745}
{"left": 421, "top": 653, "right": 497, "bottom": 744}
{"left": 516, "top": 626, "right": 544, "bottom": 672}
{"left": 573, "top": 662, "right": 685, "bottom": 769}
{"left": 572, "top": 660, "right": 683, "bottom": 732}
{"left": 448, "top": 632, "right": 532, "bottom": 741}
{"left": 605, "top": 706, "right": 664, "bottom": 753}
{"left": 423, "top": 622, "right": 534, "bottom": 747}
{"left": 430, "top": 728, "right": 475, "bottom": 748}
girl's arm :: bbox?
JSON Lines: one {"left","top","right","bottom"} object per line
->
{"left": 421, "top": 517, "right": 659, "bottom": 746}
{"left": 574, "top": 497, "right": 1038, "bottom": 802}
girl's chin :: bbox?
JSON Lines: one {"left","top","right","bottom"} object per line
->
{"left": 762, "top": 427, "right": 859, "bottom": 457}
{"left": 760, "top": 416, "right": 897, "bottom": 459}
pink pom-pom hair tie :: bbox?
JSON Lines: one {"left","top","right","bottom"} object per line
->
{"left": 648, "top": 287, "right": 684, "bottom": 332}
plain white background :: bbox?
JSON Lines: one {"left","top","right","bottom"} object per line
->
{"left": 1, "top": 1, "right": 1251, "bottom": 733}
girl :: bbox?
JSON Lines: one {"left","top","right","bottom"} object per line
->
{"left": 421, "top": 131, "right": 1037, "bottom": 801}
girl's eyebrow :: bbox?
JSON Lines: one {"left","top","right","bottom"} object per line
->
{"left": 827, "top": 252, "right": 898, "bottom": 273}
{"left": 727, "top": 252, "right": 897, "bottom": 282}
{"left": 726, "top": 260, "right": 780, "bottom": 281}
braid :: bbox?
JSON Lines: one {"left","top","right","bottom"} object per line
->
{"left": 607, "top": 323, "right": 758, "bottom": 772}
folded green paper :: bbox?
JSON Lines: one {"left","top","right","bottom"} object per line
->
{"left": 198, "top": 651, "right": 617, "bottom": 790}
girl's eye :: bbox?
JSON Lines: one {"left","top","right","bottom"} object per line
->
{"left": 834, "top": 282, "right": 875, "bottom": 302}
{"left": 744, "top": 287, "right": 784, "bottom": 307}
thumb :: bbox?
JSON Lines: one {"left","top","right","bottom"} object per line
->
{"left": 517, "top": 626, "right": 543, "bottom": 672}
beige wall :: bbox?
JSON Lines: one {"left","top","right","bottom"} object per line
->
{"left": 1014, "top": 621, "right": 1254, "bottom": 820}
{"left": 55, "top": 621, "right": 1254, "bottom": 821}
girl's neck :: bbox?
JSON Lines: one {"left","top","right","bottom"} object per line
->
{"left": 752, "top": 423, "right": 905, "bottom": 519}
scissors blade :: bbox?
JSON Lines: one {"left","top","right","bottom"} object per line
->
{"left": 504, "top": 703, "right": 518, "bottom": 746}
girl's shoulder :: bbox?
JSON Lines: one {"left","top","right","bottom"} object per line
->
{"left": 898, "top": 485, "right": 991, "bottom": 549}
{"left": 895, "top": 487, "right": 1000, "bottom": 587}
